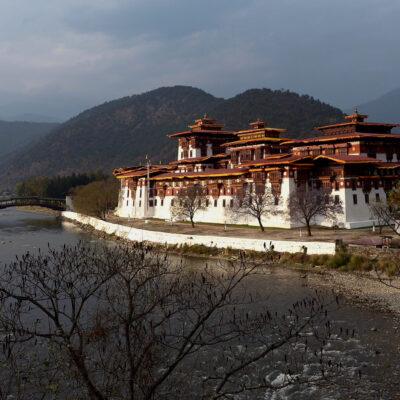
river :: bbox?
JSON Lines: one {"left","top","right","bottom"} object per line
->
{"left": 1, "top": 208, "right": 400, "bottom": 399}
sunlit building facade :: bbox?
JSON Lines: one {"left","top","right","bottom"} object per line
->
{"left": 114, "top": 113, "right": 400, "bottom": 229}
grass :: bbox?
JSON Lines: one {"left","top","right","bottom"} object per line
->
{"left": 169, "top": 242, "right": 399, "bottom": 276}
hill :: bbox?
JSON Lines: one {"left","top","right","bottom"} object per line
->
{"left": 0, "top": 120, "right": 59, "bottom": 158}
{"left": 356, "top": 88, "right": 400, "bottom": 123}
{"left": 0, "top": 86, "right": 344, "bottom": 190}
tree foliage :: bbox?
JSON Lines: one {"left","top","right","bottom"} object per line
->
{"left": 72, "top": 179, "right": 119, "bottom": 219}
{"left": 0, "top": 242, "right": 346, "bottom": 399}
{"left": 15, "top": 172, "right": 108, "bottom": 198}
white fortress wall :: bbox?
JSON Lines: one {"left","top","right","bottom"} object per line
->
{"left": 62, "top": 211, "right": 336, "bottom": 255}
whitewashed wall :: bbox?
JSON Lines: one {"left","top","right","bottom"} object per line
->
{"left": 62, "top": 211, "right": 336, "bottom": 255}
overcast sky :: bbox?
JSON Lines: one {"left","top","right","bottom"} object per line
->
{"left": 0, "top": 0, "right": 398, "bottom": 120}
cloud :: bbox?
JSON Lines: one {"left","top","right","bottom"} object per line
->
{"left": 0, "top": 0, "right": 400, "bottom": 119}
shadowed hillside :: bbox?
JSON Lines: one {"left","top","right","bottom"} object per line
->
{"left": 0, "top": 121, "right": 59, "bottom": 158}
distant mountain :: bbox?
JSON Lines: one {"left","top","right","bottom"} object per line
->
{"left": 355, "top": 88, "right": 400, "bottom": 123}
{"left": 0, "top": 86, "right": 344, "bottom": 190}
{"left": 0, "top": 120, "right": 59, "bottom": 158}
{"left": 6, "top": 113, "right": 63, "bottom": 123}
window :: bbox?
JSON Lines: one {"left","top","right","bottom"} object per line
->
{"left": 126, "top": 200, "right": 129, "bottom": 206}
{"left": 353, "top": 194, "right": 357, "bottom": 205}
{"left": 149, "top": 200, "right": 153, "bottom": 207}
{"left": 206, "top": 199, "right": 210, "bottom": 207}
{"left": 375, "top": 193, "right": 381, "bottom": 202}
{"left": 139, "top": 188, "right": 142, "bottom": 198}
{"left": 230, "top": 199, "right": 234, "bottom": 208}
{"left": 324, "top": 195, "right": 330, "bottom": 205}
{"left": 334, "top": 181, "right": 339, "bottom": 191}
{"left": 364, "top": 193, "right": 369, "bottom": 204}
{"left": 274, "top": 197, "right": 279, "bottom": 206}
{"left": 334, "top": 195, "right": 340, "bottom": 204}
{"left": 387, "top": 153, "right": 393, "bottom": 162}
{"left": 171, "top": 199, "right": 174, "bottom": 206}
{"left": 161, "top": 199, "right": 164, "bottom": 206}
{"left": 222, "top": 199, "right": 226, "bottom": 207}
{"left": 139, "top": 200, "right": 142, "bottom": 207}
{"left": 189, "top": 150, "right": 193, "bottom": 157}
{"left": 351, "top": 180, "right": 357, "bottom": 191}
{"left": 214, "top": 199, "right": 218, "bottom": 207}
{"left": 154, "top": 199, "right": 157, "bottom": 206}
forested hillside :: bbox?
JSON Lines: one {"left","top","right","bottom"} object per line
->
{"left": 0, "top": 86, "right": 344, "bottom": 189}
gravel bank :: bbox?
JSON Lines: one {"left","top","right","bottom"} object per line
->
{"left": 307, "top": 268, "right": 400, "bottom": 316}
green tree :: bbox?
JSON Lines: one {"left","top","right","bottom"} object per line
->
{"left": 72, "top": 178, "right": 119, "bottom": 219}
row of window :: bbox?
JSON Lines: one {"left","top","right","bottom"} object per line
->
{"left": 352, "top": 193, "right": 381, "bottom": 205}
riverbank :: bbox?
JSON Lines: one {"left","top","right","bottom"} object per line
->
{"left": 62, "top": 211, "right": 400, "bottom": 316}
{"left": 62, "top": 211, "right": 336, "bottom": 255}
{"left": 15, "top": 206, "right": 61, "bottom": 217}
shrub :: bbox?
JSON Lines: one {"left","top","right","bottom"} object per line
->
{"left": 326, "top": 251, "right": 351, "bottom": 269}
{"left": 347, "top": 255, "right": 367, "bottom": 271}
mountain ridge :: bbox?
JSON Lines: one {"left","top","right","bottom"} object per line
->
{"left": 0, "top": 85, "right": 345, "bottom": 190}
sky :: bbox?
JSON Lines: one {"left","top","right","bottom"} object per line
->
{"left": 0, "top": 0, "right": 399, "bottom": 121}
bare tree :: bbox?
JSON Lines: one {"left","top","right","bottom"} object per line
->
{"left": 231, "top": 186, "right": 280, "bottom": 231}
{"left": 369, "top": 185, "right": 400, "bottom": 235}
{"left": 369, "top": 202, "right": 400, "bottom": 235}
{"left": 0, "top": 242, "right": 346, "bottom": 400}
{"left": 170, "top": 184, "right": 207, "bottom": 227}
{"left": 288, "top": 187, "right": 343, "bottom": 236}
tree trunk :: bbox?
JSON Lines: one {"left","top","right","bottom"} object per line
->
{"left": 257, "top": 217, "right": 265, "bottom": 232}
{"left": 306, "top": 222, "right": 312, "bottom": 236}
{"left": 190, "top": 216, "right": 195, "bottom": 228}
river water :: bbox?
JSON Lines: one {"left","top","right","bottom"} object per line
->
{"left": 1, "top": 208, "right": 400, "bottom": 399}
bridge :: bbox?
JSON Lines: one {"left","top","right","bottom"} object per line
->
{"left": 0, "top": 197, "right": 66, "bottom": 211}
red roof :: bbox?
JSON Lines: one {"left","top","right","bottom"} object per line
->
{"left": 169, "top": 154, "right": 228, "bottom": 165}
{"left": 286, "top": 132, "right": 400, "bottom": 146}
{"left": 241, "top": 154, "right": 313, "bottom": 166}
{"left": 113, "top": 165, "right": 172, "bottom": 178}
{"left": 151, "top": 168, "right": 249, "bottom": 180}
{"left": 314, "top": 155, "right": 379, "bottom": 164}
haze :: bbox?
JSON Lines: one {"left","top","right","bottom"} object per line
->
{"left": 0, "top": 0, "right": 398, "bottom": 121}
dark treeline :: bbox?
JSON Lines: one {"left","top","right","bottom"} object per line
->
{"left": 15, "top": 172, "right": 109, "bottom": 198}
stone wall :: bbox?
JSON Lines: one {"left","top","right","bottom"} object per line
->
{"left": 62, "top": 211, "right": 336, "bottom": 255}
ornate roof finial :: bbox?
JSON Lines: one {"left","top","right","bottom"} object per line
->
{"left": 203, "top": 113, "right": 209, "bottom": 119}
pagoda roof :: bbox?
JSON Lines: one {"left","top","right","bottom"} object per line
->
{"left": 168, "top": 115, "right": 235, "bottom": 138}
{"left": 222, "top": 136, "right": 291, "bottom": 148}
{"left": 151, "top": 167, "right": 248, "bottom": 181}
{"left": 315, "top": 111, "right": 399, "bottom": 134}
{"left": 315, "top": 121, "right": 399, "bottom": 131}
{"left": 169, "top": 129, "right": 235, "bottom": 138}
{"left": 286, "top": 132, "right": 400, "bottom": 146}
